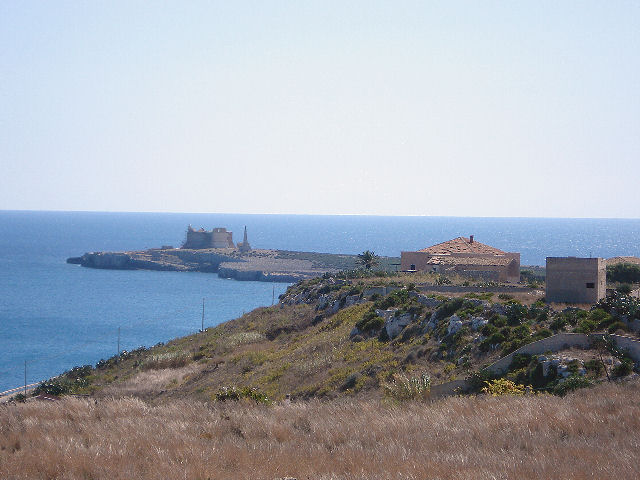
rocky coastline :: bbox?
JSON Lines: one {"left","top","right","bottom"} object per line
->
{"left": 67, "top": 247, "right": 387, "bottom": 283}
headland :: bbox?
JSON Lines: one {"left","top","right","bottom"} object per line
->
{"left": 67, "top": 247, "right": 399, "bottom": 283}
{"left": 66, "top": 224, "right": 399, "bottom": 282}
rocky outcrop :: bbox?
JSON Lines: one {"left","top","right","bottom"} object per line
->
{"left": 384, "top": 312, "right": 414, "bottom": 339}
{"left": 74, "top": 252, "right": 135, "bottom": 270}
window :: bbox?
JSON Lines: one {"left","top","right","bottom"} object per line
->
{"left": 410, "top": 264, "right": 416, "bottom": 270}
{"left": 586, "top": 282, "right": 595, "bottom": 289}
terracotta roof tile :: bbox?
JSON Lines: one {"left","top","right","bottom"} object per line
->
{"left": 418, "top": 237, "right": 506, "bottom": 255}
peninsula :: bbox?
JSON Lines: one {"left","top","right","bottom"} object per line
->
{"left": 66, "top": 226, "right": 398, "bottom": 282}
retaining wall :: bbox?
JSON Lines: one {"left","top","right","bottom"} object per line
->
{"left": 417, "top": 285, "right": 536, "bottom": 294}
{"left": 430, "top": 333, "right": 640, "bottom": 398}
{"left": 430, "top": 379, "right": 472, "bottom": 398}
{"left": 486, "top": 333, "right": 640, "bottom": 374}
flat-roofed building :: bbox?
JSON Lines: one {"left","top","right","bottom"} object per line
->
{"left": 546, "top": 257, "right": 606, "bottom": 304}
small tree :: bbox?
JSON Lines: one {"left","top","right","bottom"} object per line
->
{"left": 357, "top": 250, "right": 379, "bottom": 270}
{"left": 616, "top": 283, "right": 633, "bottom": 295}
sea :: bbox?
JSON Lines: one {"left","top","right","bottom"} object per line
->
{"left": 1, "top": 210, "right": 639, "bottom": 393}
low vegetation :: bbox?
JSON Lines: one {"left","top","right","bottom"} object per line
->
{"left": 607, "top": 262, "right": 640, "bottom": 284}
{"left": 3, "top": 270, "right": 640, "bottom": 478}
{"left": 15, "top": 271, "right": 638, "bottom": 406}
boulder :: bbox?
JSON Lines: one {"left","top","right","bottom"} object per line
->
{"left": 385, "top": 313, "right": 413, "bottom": 339}
{"left": 316, "top": 295, "right": 330, "bottom": 310}
{"left": 329, "top": 301, "right": 340, "bottom": 314}
{"left": 375, "top": 309, "right": 397, "bottom": 321}
{"left": 447, "top": 315, "right": 463, "bottom": 335}
{"left": 344, "top": 295, "right": 362, "bottom": 307}
{"left": 363, "top": 287, "right": 387, "bottom": 297}
{"left": 471, "top": 316, "right": 488, "bottom": 331}
{"left": 422, "top": 311, "right": 440, "bottom": 332}
{"left": 409, "top": 292, "right": 442, "bottom": 308}
{"left": 491, "top": 304, "right": 507, "bottom": 316}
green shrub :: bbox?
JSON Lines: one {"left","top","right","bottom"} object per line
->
{"left": 531, "top": 328, "right": 553, "bottom": 341}
{"left": 481, "top": 323, "right": 498, "bottom": 337}
{"left": 567, "top": 360, "right": 581, "bottom": 375}
{"left": 341, "top": 373, "right": 362, "bottom": 391}
{"left": 549, "top": 316, "right": 567, "bottom": 332}
{"left": 512, "top": 324, "right": 531, "bottom": 339}
{"left": 607, "top": 263, "right": 640, "bottom": 284}
{"left": 383, "top": 373, "right": 431, "bottom": 401}
{"left": 575, "top": 318, "right": 597, "bottom": 333}
{"left": 213, "top": 386, "right": 270, "bottom": 405}
{"left": 584, "top": 359, "right": 604, "bottom": 376}
{"left": 356, "top": 309, "right": 385, "bottom": 332}
{"left": 607, "top": 321, "right": 629, "bottom": 334}
{"left": 479, "top": 332, "right": 506, "bottom": 352}
{"left": 612, "top": 360, "right": 633, "bottom": 377}
{"left": 502, "top": 338, "right": 527, "bottom": 355}
{"left": 375, "top": 290, "right": 410, "bottom": 310}
{"left": 432, "top": 298, "right": 464, "bottom": 322}
{"left": 481, "top": 379, "right": 527, "bottom": 396}
{"left": 34, "top": 380, "right": 71, "bottom": 396}
{"left": 552, "top": 376, "right": 593, "bottom": 396}
{"left": 510, "top": 353, "right": 532, "bottom": 370}
{"left": 616, "top": 283, "right": 633, "bottom": 295}
{"left": 490, "top": 315, "right": 507, "bottom": 328}
{"left": 506, "top": 303, "right": 528, "bottom": 326}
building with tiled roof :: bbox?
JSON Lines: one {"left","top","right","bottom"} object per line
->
{"left": 401, "top": 235, "right": 520, "bottom": 283}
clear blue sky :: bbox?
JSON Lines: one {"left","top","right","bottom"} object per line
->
{"left": 1, "top": 1, "right": 638, "bottom": 217}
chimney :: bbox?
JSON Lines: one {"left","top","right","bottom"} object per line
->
{"left": 469, "top": 235, "right": 474, "bottom": 244}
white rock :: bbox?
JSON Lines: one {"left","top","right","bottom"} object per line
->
{"left": 385, "top": 313, "right": 413, "bottom": 339}
{"left": 344, "top": 295, "right": 361, "bottom": 307}
{"left": 316, "top": 295, "right": 330, "bottom": 310}
{"left": 471, "top": 316, "right": 488, "bottom": 331}
{"left": 375, "top": 309, "right": 397, "bottom": 321}
{"left": 447, "top": 315, "right": 463, "bottom": 335}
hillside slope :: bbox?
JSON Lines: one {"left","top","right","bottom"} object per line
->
{"left": 26, "top": 271, "right": 639, "bottom": 404}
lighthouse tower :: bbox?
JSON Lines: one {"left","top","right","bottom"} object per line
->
{"left": 237, "top": 226, "right": 252, "bottom": 253}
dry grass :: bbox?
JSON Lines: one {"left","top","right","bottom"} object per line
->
{"left": 1, "top": 379, "right": 639, "bottom": 479}
{"left": 100, "top": 364, "right": 203, "bottom": 398}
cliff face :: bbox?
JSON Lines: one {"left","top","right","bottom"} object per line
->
{"left": 75, "top": 252, "right": 136, "bottom": 270}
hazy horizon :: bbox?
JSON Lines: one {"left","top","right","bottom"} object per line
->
{"left": 4, "top": 208, "right": 640, "bottom": 221}
{"left": 2, "top": 2, "right": 638, "bottom": 218}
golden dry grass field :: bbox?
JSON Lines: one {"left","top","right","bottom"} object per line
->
{"left": 1, "top": 379, "right": 639, "bottom": 480}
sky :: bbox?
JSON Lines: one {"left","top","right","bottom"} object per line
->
{"left": 1, "top": 1, "right": 638, "bottom": 217}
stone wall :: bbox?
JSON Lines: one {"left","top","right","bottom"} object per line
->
{"left": 182, "top": 227, "right": 234, "bottom": 249}
{"left": 486, "top": 333, "right": 640, "bottom": 375}
{"left": 417, "top": 285, "right": 535, "bottom": 294}
{"left": 430, "top": 379, "right": 473, "bottom": 398}
{"left": 430, "top": 333, "right": 640, "bottom": 399}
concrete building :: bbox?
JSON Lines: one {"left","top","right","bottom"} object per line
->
{"left": 545, "top": 257, "right": 606, "bottom": 304}
{"left": 182, "top": 226, "right": 235, "bottom": 249}
{"left": 401, "top": 236, "right": 520, "bottom": 283}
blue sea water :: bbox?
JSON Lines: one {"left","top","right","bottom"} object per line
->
{"left": 0, "top": 210, "right": 639, "bottom": 393}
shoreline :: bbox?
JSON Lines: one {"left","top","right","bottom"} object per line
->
{"left": 67, "top": 247, "right": 400, "bottom": 283}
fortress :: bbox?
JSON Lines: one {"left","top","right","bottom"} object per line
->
{"left": 182, "top": 226, "right": 235, "bottom": 249}
{"left": 182, "top": 226, "right": 252, "bottom": 252}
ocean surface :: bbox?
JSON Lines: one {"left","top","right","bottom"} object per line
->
{"left": 1, "top": 210, "right": 639, "bottom": 392}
